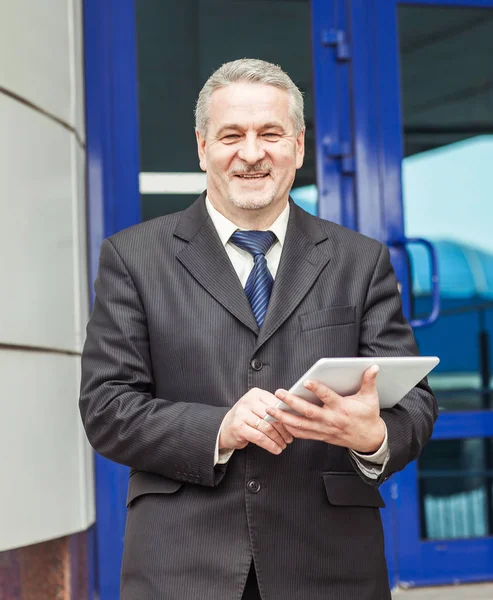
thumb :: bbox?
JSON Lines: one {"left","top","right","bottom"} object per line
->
{"left": 358, "top": 365, "right": 379, "bottom": 398}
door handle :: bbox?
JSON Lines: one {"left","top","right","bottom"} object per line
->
{"left": 389, "top": 237, "right": 440, "bottom": 328}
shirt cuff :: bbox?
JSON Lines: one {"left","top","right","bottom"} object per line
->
{"left": 214, "top": 416, "right": 235, "bottom": 466}
{"left": 349, "top": 424, "right": 389, "bottom": 480}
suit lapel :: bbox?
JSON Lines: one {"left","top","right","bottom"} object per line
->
{"left": 174, "top": 195, "right": 331, "bottom": 341}
{"left": 175, "top": 194, "right": 259, "bottom": 335}
{"left": 255, "top": 201, "right": 331, "bottom": 351}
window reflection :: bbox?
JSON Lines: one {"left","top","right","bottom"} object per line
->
{"left": 418, "top": 439, "right": 493, "bottom": 540}
{"left": 398, "top": 6, "right": 493, "bottom": 411}
{"left": 135, "top": 0, "right": 317, "bottom": 220}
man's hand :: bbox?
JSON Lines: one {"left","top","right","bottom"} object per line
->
{"left": 265, "top": 366, "right": 386, "bottom": 454}
{"left": 219, "top": 388, "right": 294, "bottom": 455}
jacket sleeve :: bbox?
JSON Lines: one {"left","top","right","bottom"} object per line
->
{"left": 350, "top": 242, "right": 439, "bottom": 485}
{"left": 79, "top": 238, "right": 230, "bottom": 487}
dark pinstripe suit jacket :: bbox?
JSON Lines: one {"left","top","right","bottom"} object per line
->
{"left": 79, "top": 194, "right": 437, "bottom": 600}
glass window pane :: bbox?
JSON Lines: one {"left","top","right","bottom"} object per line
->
{"left": 420, "top": 477, "right": 489, "bottom": 539}
{"left": 418, "top": 439, "right": 493, "bottom": 540}
{"left": 397, "top": 6, "right": 493, "bottom": 411}
{"left": 135, "top": 0, "right": 317, "bottom": 221}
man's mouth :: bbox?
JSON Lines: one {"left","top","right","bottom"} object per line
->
{"left": 234, "top": 173, "right": 270, "bottom": 179}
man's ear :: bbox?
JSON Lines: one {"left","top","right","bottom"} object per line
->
{"left": 295, "top": 128, "right": 306, "bottom": 170}
{"left": 196, "top": 129, "right": 207, "bottom": 172}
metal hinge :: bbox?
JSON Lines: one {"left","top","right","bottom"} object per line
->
{"left": 323, "top": 140, "right": 355, "bottom": 175}
{"left": 321, "top": 29, "right": 351, "bottom": 61}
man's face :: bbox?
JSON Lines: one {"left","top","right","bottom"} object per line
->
{"left": 196, "top": 82, "right": 305, "bottom": 214}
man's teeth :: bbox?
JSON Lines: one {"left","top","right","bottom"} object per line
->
{"left": 238, "top": 174, "right": 268, "bottom": 178}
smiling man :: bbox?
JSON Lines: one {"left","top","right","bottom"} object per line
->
{"left": 79, "top": 59, "right": 437, "bottom": 600}
{"left": 195, "top": 80, "right": 304, "bottom": 225}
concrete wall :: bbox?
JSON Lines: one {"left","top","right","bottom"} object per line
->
{"left": 0, "top": 1, "right": 94, "bottom": 596}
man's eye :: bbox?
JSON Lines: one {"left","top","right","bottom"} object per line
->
{"left": 263, "top": 133, "right": 280, "bottom": 139}
{"left": 223, "top": 134, "right": 240, "bottom": 140}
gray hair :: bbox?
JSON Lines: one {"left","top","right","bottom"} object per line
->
{"left": 195, "top": 58, "right": 305, "bottom": 137}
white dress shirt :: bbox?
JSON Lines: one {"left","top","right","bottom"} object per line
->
{"left": 205, "top": 197, "right": 389, "bottom": 478}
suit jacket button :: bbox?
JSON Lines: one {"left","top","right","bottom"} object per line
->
{"left": 251, "top": 358, "right": 263, "bottom": 371}
{"left": 247, "top": 479, "right": 261, "bottom": 494}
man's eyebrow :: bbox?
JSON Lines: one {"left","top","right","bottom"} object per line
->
{"left": 215, "top": 122, "right": 286, "bottom": 137}
{"left": 260, "top": 122, "right": 285, "bottom": 131}
{"left": 215, "top": 124, "right": 243, "bottom": 137}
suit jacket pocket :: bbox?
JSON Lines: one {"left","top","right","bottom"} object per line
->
{"left": 300, "top": 305, "right": 356, "bottom": 332}
{"left": 323, "top": 472, "right": 385, "bottom": 508}
{"left": 127, "top": 470, "right": 183, "bottom": 507}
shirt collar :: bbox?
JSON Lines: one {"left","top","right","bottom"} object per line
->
{"left": 205, "top": 195, "right": 290, "bottom": 248}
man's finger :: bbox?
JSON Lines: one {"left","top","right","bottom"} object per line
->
{"left": 270, "top": 421, "right": 294, "bottom": 444}
{"left": 274, "top": 389, "right": 323, "bottom": 420}
{"left": 265, "top": 405, "right": 325, "bottom": 435}
{"left": 242, "top": 423, "right": 284, "bottom": 455}
{"left": 257, "top": 392, "right": 285, "bottom": 408}
{"left": 253, "top": 392, "right": 294, "bottom": 443}
{"left": 284, "top": 424, "right": 328, "bottom": 442}
{"left": 303, "top": 380, "right": 342, "bottom": 407}
{"left": 358, "top": 365, "right": 379, "bottom": 397}
{"left": 247, "top": 414, "right": 288, "bottom": 450}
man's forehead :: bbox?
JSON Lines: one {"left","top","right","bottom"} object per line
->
{"left": 208, "top": 83, "right": 291, "bottom": 128}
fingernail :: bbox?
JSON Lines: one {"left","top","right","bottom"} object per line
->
{"left": 276, "top": 389, "right": 286, "bottom": 398}
{"left": 372, "top": 365, "right": 380, "bottom": 375}
{"left": 276, "top": 447, "right": 282, "bottom": 454}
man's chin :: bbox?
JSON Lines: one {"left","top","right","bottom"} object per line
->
{"left": 228, "top": 193, "right": 275, "bottom": 211}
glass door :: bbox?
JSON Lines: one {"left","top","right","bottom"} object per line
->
{"left": 372, "top": 0, "right": 493, "bottom": 587}
{"left": 136, "top": 0, "right": 319, "bottom": 221}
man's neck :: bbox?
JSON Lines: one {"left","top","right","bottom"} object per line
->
{"left": 208, "top": 197, "right": 288, "bottom": 230}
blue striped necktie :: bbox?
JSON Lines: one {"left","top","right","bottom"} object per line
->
{"left": 230, "top": 230, "right": 277, "bottom": 327}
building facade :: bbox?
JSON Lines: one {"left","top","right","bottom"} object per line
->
{"left": 1, "top": 0, "right": 493, "bottom": 598}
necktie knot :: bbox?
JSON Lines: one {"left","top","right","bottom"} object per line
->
{"left": 230, "top": 230, "right": 277, "bottom": 258}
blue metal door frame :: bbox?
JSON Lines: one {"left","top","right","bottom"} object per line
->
{"left": 311, "top": 0, "right": 357, "bottom": 229}
{"left": 311, "top": 1, "right": 402, "bottom": 580}
{"left": 84, "top": 1, "right": 140, "bottom": 597}
{"left": 397, "top": 416, "right": 493, "bottom": 586}
{"left": 365, "top": 0, "right": 493, "bottom": 587}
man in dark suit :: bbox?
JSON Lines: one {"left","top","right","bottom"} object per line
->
{"left": 79, "top": 58, "right": 437, "bottom": 600}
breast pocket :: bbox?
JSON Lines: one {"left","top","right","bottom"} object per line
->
{"left": 299, "top": 305, "right": 356, "bottom": 332}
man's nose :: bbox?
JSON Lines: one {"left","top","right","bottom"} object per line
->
{"left": 237, "top": 135, "right": 266, "bottom": 164}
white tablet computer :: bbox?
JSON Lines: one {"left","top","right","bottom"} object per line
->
{"left": 264, "top": 356, "right": 439, "bottom": 422}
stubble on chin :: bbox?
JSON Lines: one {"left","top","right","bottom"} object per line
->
{"left": 228, "top": 193, "right": 276, "bottom": 210}
{"left": 227, "top": 182, "right": 276, "bottom": 211}
{"left": 225, "top": 163, "right": 278, "bottom": 210}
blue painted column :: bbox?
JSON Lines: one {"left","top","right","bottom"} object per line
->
{"left": 83, "top": 0, "right": 141, "bottom": 597}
